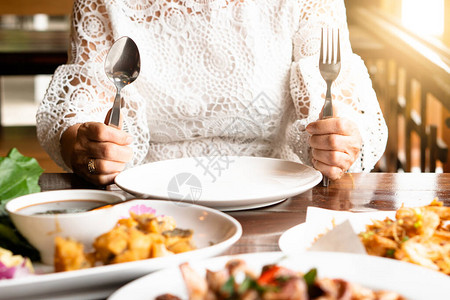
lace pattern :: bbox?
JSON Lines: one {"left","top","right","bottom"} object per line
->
{"left": 37, "top": 0, "right": 387, "bottom": 172}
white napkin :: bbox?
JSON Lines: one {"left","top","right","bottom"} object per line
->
{"left": 304, "top": 207, "right": 396, "bottom": 252}
{"left": 279, "top": 207, "right": 397, "bottom": 254}
{"left": 305, "top": 206, "right": 396, "bottom": 234}
{"left": 308, "top": 220, "right": 367, "bottom": 254}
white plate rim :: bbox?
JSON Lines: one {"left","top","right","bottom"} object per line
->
{"left": 107, "top": 251, "right": 450, "bottom": 300}
{"left": 115, "top": 156, "right": 323, "bottom": 211}
{"left": 278, "top": 222, "right": 312, "bottom": 253}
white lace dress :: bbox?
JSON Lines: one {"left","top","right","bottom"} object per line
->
{"left": 36, "top": 0, "right": 388, "bottom": 173}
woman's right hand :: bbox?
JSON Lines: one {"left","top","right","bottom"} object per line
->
{"left": 61, "top": 121, "right": 133, "bottom": 186}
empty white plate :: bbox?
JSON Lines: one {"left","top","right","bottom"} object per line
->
{"left": 115, "top": 156, "right": 322, "bottom": 211}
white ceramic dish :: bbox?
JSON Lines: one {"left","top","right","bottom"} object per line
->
{"left": 6, "top": 189, "right": 126, "bottom": 265}
{"left": 1, "top": 199, "right": 242, "bottom": 300}
{"left": 278, "top": 207, "right": 396, "bottom": 254}
{"left": 108, "top": 251, "right": 450, "bottom": 300}
{"left": 115, "top": 156, "right": 322, "bottom": 211}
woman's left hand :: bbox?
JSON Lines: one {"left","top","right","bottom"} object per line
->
{"left": 306, "top": 109, "right": 362, "bottom": 181}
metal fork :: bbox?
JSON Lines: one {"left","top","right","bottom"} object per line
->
{"left": 319, "top": 27, "right": 341, "bottom": 187}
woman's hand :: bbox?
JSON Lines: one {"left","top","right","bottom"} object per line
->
{"left": 306, "top": 107, "right": 362, "bottom": 181}
{"left": 61, "top": 119, "right": 133, "bottom": 186}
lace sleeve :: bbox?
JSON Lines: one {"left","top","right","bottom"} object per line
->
{"left": 287, "top": 0, "right": 388, "bottom": 172}
{"left": 36, "top": 0, "right": 150, "bottom": 171}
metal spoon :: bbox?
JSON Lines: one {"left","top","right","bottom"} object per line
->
{"left": 89, "top": 199, "right": 134, "bottom": 211}
{"left": 104, "top": 36, "right": 140, "bottom": 127}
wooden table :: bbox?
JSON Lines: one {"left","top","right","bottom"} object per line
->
{"left": 38, "top": 172, "right": 450, "bottom": 255}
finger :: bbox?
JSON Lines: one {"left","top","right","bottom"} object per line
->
{"left": 311, "top": 148, "right": 353, "bottom": 171}
{"left": 311, "top": 158, "right": 344, "bottom": 181}
{"left": 73, "top": 157, "right": 122, "bottom": 186}
{"left": 309, "top": 133, "right": 346, "bottom": 151}
{"left": 306, "top": 118, "right": 357, "bottom": 136}
{"left": 79, "top": 122, "right": 133, "bottom": 145}
{"left": 85, "top": 141, "right": 133, "bottom": 162}
{"left": 87, "top": 158, "right": 128, "bottom": 175}
{"left": 87, "top": 173, "right": 119, "bottom": 186}
{"left": 309, "top": 133, "right": 361, "bottom": 153}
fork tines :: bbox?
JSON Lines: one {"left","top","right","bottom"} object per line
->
{"left": 320, "top": 27, "right": 340, "bottom": 65}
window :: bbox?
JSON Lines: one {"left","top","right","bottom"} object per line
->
{"left": 401, "top": 0, "right": 444, "bottom": 37}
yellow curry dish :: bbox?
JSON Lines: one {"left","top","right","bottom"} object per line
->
{"left": 54, "top": 212, "right": 195, "bottom": 272}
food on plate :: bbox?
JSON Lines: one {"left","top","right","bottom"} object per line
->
{"left": 54, "top": 212, "right": 195, "bottom": 272}
{"left": 0, "top": 247, "right": 34, "bottom": 279}
{"left": 359, "top": 199, "right": 450, "bottom": 274}
{"left": 156, "top": 259, "right": 404, "bottom": 300}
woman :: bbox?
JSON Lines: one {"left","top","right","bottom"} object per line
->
{"left": 36, "top": 0, "right": 387, "bottom": 186}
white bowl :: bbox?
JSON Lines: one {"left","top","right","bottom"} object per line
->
{"left": 0, "top": 199, "right": 242, "bottom": 300}
{"left": 5, "top": 189, "right": 126, "bottom": 265}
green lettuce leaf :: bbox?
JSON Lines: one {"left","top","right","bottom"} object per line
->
{"left": 0, "top": 148, "right": 43, "bottom": 260}
{"left": 0, "top": 148, "right": 43, "bottom": 215}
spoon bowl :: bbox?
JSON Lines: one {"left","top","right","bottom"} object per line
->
{"left": 105, "top": 36, "right": 141, "bottom": 127}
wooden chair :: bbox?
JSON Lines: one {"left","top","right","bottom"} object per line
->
{"left": 348, "top": 5, "right": 450, "bottom": 172}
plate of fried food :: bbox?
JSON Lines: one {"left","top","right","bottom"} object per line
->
{"left": 279, "top": 199, "right": 450, "bottom": 275}
{"left": 0, "top": 199, "right": 242, "bottom": 300}
{"left": 107, "top": 251, "right": 450, "bottom": 300}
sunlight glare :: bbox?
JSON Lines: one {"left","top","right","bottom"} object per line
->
{"left": 402, "top": 0, "right": 444, "bottom": 36}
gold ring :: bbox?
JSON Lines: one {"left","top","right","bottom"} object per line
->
{"left": 87, "top": 159, "right": 96, "bottom": 174}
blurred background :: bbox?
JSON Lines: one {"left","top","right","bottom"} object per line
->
{"left": 0, "top": 0, "right": 448, "bottom": 173}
